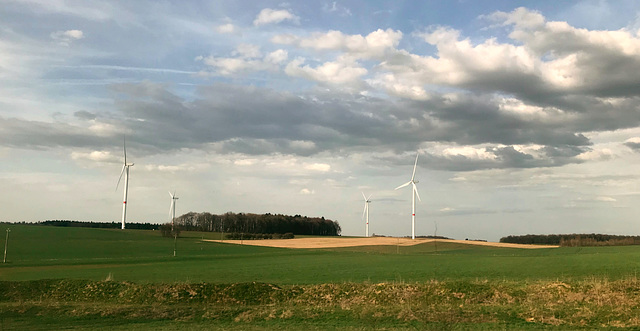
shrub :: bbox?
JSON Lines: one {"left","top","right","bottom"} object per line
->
{"left": 159, "top": 223, "right": 181, "bottom": 238}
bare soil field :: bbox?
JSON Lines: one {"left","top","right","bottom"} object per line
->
{"left": 205, "top": 237, "right": 558, "bottom": 249}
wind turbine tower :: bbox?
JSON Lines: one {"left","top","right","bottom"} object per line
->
{"left": 395, "top": 152, "right": 421, "bottom": 239}
{"left": 362, "top": 192, "right": 372, "bottom": 237}
{"left": 116, "top": 138, "right": 134, "bottom": 230}
{"left": 169, "top": 191, "right": 179, "bottom": 231}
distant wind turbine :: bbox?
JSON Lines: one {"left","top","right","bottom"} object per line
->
{"left": 169, "top": 190, "right": 179, "bottom": 257}
{"left": 362, "top": 192, "right": 372, "bottom": 237}
{"left": 169, "top": 191, "right": 179, "bottom": 231}
{"left": 116, "top": 137, "right": 134, "bottom": 230}
{"left": 395, "top": 152, "right": 421, "bottom": 239}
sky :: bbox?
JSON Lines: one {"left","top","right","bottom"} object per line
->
{"left": 2, "top": 0, "right": 640, "bottom": 241}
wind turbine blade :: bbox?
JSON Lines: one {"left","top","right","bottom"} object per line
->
{"left": 362, "top": 203, "right": 367, "bottom": 219}
{"left": 395, "top": 181, "right": 411, "bottom": 190}
{"left": 169, "top": 200, "right": 174, "bottom": 216}
{"left": 362, "top": 191, "right": 367, "bottom": 201}
{"left": 411, "top": 152, "right": 419, "bottom": 181}
{"left": 367, "top": 194, "right": 373, "bottom": 201}
{"left": 123, "top": 136, "right": 127, "bottom": 165}
{"left": 116, "top": 165, "right": 125, "bottom": 191}
{"left": 413, "top": 183, "right": 421, "bottom": 202}
{"left": 169, "top": 191, "right": 173, "bottom": 198}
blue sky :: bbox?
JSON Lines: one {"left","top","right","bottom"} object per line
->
{"left": 3, "top": 0, "right": 640, "bottom": 241}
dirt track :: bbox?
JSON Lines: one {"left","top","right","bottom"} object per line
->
{"left": 204, "top": 237, "right": 558, "bottom": 249}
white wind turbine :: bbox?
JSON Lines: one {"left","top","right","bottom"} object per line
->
{"left": 169, "top": 191, "right": 178, "bottom": 231}
{"left": 395, "top": 152, "right": 421, "bottom": 239}
{"left": 116, "top": 138, "right": 134, "bottom": 230}
{"left": 362, "top": 192, "right": 372, "bottom": 237}
{"left": 169, "top": 190, "right": 179, "bottom": 257}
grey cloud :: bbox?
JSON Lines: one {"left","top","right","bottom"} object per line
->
{"left": 402, "top": 95, "right": 592, "bottom": 147}
{"left": 624, "top": 141, "right": 640, "bottom": 151}
{"left": 74, "top": 111, "right": 97, "bottom": 120}
{"left": 432, "top": 208, "right": 497, "bottom": 217}
{"left": 0, "top": 81, "right": 620, "bottom": 172}
{"left": 0, "top": 117, "right": 109, "bottom": 150}
{"left": 378, "top": 144, "right": 586, "bottom": 172}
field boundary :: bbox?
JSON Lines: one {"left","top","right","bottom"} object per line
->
{"left": 204, "top": 237, "right": 558, "bottom": 249}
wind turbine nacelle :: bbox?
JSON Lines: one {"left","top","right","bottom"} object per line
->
{"left": 414, "top": 180, "right": 419, "bottom": 184}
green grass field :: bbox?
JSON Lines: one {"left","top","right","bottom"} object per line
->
{"left": 2, "top": 225, "right": 640, "bottom": 330}
{"left": 2, "top": 225, "right": 640, "bottom": 284}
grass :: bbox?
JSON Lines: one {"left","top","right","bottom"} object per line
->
{"left": 2, "top": 225, "right": 640, "bottom": 284}
{"left": 2, "top": 278, "right": 639, "bottom": 330}
{"left": 3, "top": 225, "right": 640, "bottom": 329}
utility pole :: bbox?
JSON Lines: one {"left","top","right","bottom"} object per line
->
{"left": 173, "top": 232, "right": 177, "bottom": 257}
{"left": 3, "top": 228, "right": 10, "bottom": 263}
{"left": 434, "top": 221, "right": 438, "bottom": 254}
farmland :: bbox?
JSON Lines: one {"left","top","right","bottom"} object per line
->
{"left": 2, "top": 225, "right": 640, "bottom": 329}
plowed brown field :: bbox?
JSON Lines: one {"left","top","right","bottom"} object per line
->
{"left": 205, "top": 237, "right": 557, "bottom": 249}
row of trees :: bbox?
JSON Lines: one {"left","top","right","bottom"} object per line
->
{"left": 225, "top": 232, "right": 295, "bottom": 240}
{"left": 173, "top": 212, "right": 341, "bottom": 236}
{"left": 500, "top": 233, "right": 640, "bottom": 246}
{"left": 36, "top": 220, "right": 160, "bottom": 230}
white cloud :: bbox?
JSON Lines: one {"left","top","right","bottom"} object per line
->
{"left": 496, "top": 97, "right": 567, "bottom": 122}
{"left": 265, "top": 49, "right": 288, "bottom": 64}
{"left": 50, "top": 29, "right": 84, "bottom": 46}
{"left": 216, "top": 23, "right": 237, "bottom": 34}
{"left": 285, "top": 57, "right": 367, "bottom": 86}
{"left": 441, "top": 146, "right": 497, "bottom": 160}
{"left": 200, "top": 57, "right": 255, "bottom": 75}
{"left": 253, "top": 8, "right": 300, "bottom": 26}
{"left": 299, "top": 188, "right": 315, "bottom": 195}
{"left": 71, "top": 150, "right": 115, "bottom": 162}
{"left": 234, "top": 159, "right": 257, "bottom": 166}
{"left": 412, "top": 26, "right": 537, "bottom": 85}
{"left": 289, "top": 140, "right": 316, "bottom": 150}
{"left": 623, "top": 137, "right": 640, "bottom": 151}
{"left": 198, "top": 45, "right": 286, "bottom": 75}
{"left": 304, "top": 163, "right": 331, "bottom": 172}
{"left": 367, "top": 7, "right": 640, "bottom": 100}
{"left": 624, "top": 137, "right": 640, "bottom": 144}
{"left": 274, "top": 29, "right": 402, "bottom": 59}
{"left": 88, "top": 122, "right": 119, "bottom": 136}
{"left": 144, "top": 163, "right": 210, "bottom": 173}
{"left": 233, "top": 44, "right": 262, "bottom": 59}
{"left": 484, "top": 7, "right": 545, "bottom": 30}
{"left": 576, "top": 148, "right": 614, "bottom": 161}
{"left": 368, "top": 73, "right": 430, "bottom": 100}
{"left": 494, "top": 8, "right": 640, "bottom": 92}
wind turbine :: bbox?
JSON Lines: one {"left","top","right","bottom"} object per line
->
{"left": 116, "top": 137, "right": 134, "bottom": 230}
{"left": 169, "top": 191, "right": 179, "bottom": 231}
{"left": 362, "top": 192, "right": 372, "bottom": 237}
{"left": 169, "top": 190, "right": 179, "bottom": 257}
{"left": 395, "top": 152, "right": 421, "bottom": 239}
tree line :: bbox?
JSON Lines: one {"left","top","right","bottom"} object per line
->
{"left": 500, "top": 233, "right": 640, "bottom": 246}
{"left": 173, "top": 212, "right": 341, "bottom": 236}
{"left": 28, "top": 220, "right": 160, "bottom": 230}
